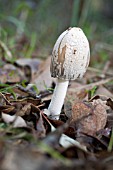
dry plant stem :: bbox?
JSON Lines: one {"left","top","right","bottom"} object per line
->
{"left": 48, "top": 79, "right": 69, "bottom": 120}
{"left": 0, "top": 92, "right": 11, "bottom": 105}
{"left": 88, "top": 66, "right": 113, "bottom": 76}
{"left": 69, "top": 77, "right": 113, "bottom": 92}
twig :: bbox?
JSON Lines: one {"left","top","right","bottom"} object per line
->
{"left": 88, "top": 67, "right": 113, "bottom": 76}
{"left": 0, "top": 92, "right": 11, "bottom": 105}
{"left": 69, "top": 77, "right": 113, "bottom": 92}
{"left": 102, "top": 61, "right": 110, "bottom": 75}
{"left": 94, "top": 42, "right": 113, "bottom": 52}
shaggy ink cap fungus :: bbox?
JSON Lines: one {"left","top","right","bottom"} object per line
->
{"left": 48, "top": 27, "right": 90, "bottom": 120}
{"left": 51, "top": 27, "right": 90, "bottom": 80}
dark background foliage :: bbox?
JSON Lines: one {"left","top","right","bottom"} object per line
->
{"left": 0, "top": 0, "right": 113, "bottom": 63}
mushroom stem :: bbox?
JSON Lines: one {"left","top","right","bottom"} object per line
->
{"left": 48, "top": 79, "right": 69, "bottom": 120}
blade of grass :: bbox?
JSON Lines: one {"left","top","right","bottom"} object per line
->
{"left": 0, "top": 84, "right": 17, "bottom": 100}
{"left": 79, "top": 0, "right": 91, "bottom": 26}
{"left": 70, "top": 0, "right": 80, "bottom": 26}
{"left": 87, "top": 86, "right": 97, "bottom": 99}
{"left": 0, "top": 39, "right": 13, "bottom": 60}
{"left": 25, "top": 32, "right": 37, "bottom": 58}
{"left": 38, "top": 141, "right": 71, "bottom": 165}
{"left": 108, "top": 128, "right": 113, "bottom": 152}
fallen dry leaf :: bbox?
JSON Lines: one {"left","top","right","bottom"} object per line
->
{"left": 16, "top": 103, "right": 31, "bottom": 117}
{"left": 71, "top": 99, "right": 108, "bottom": 136}
{"left": 0, "top": 105, "right": 15, "bottom": 114}
{"left": 2, "top": 113, "right": 16, "bottom": 123}
{"left": 95, "top": 85, "right": 113, "bottom": 98}
{"left": 66, "top": 81, "right": 88, "bottom": 104}
{"left": 31, "top": 57, "right": 55, "bottom": 91}
{"left": 0, "top": 64, "right": 22, "bottom": 83}
{"left": 13, "top": 116, "right": 27, "bottom": 128}
{"left": 2, "top": 113, "right": 27, "bottom": 127}
{"left": 16, "top": 58, "right": 42, "bottom": 83}
{"left": 36, "top": 112, "right": 46, "bottom": 138}
{"left": 16, "top": 58, "right": 41, "bottom": 73}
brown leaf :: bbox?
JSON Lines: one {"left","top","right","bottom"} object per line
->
{"left": 95, "top": 85, "right": 113, "bottom": 98}
{"left": 16, "top": 58, "right": 42, "bottom": 83}
{"left": 61, "top": 146, "right": 90, "bottom": 159}
{"left": 11, "top": 98, "right": 41, "bottom": 106}
{"left": 16, "top": 58, "right": 41, "bottom": 74}
{"left": 66, "top": 81, "right": 88, "bottom": 104}
{"left": 71, "top": 100, "right": 108, "bottom": 136}
{"left": 47, "top": 118, "right": 75, "bottom": 139}
{"left": 0, "top": 105, "right": 15, "bottom": 114}
{"left": 0, "top": 64, "right": 26, "bottom": 83}
{"left": 36, "top": 112, "right": 46, "bottom": 138}
{"left": 106, "top": 98, "right": 113, "bottom": 110}
{"left": 16, "top": 103, "right": 31, "bottom": 116}
{"left": 21, "top": 104, "right": 40, "bottom": 129}
{"left": 31, "top": 57, "right": 55, "bottom": 91}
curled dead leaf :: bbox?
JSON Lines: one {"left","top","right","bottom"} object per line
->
{"left": 71, "top": 99, "right": 108, "bottom": 136}
{"left": 13, "top": 116, "right": 27, "bottom": 128}
{"left": 0, "top": 105, "right": 15, "bottom": 114}
{"left": 2, "top": 113, "right": 27, "bottom": 127}
{"left": 36, "top": 112, "right": 46, "bottom": 138}
{"left": 16, "top": 103, "right": 31, "bottom": 116}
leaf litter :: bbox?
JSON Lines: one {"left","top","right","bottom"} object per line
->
{"left": 0, "top": 57, "right": 113, "bottom": 170}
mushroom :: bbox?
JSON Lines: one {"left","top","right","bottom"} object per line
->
{"left": 48, "top": 27, "right": 90, "bottom": 120}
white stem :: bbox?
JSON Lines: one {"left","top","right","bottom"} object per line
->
{"left": 48, "top": 79, "right": 69, "bottom": 120}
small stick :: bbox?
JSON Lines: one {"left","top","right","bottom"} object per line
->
{"left": 88, "top": 67, "right": 113, "bottom": 76}
{"left": 69, "top": 77, "right": 113, "bottom": 92}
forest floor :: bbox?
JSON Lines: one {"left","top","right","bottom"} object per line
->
{"left": 0, "top": 34, "right": 113, "bottom": 170}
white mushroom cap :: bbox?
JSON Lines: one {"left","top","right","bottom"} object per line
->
{"left": 51, "top": 27, "right": 90, "bottom": 80}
